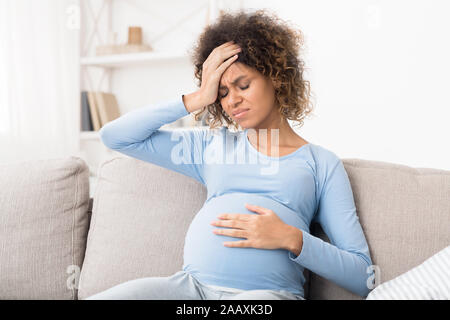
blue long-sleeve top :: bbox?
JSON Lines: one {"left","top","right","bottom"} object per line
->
{"left": 99, "top": 95, "right": 374, "bottom": 298}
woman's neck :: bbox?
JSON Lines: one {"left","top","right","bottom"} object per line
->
{"left": 247, "top": 117, "right": 302, "bottom": 150}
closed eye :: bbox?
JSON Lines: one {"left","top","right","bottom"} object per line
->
{"left": 219, "top": 84, "right": 249, "bottom": 99}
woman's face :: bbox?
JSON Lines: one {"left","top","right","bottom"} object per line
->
{"left": 219, "top": 62, "right": 280, "bottom": 129}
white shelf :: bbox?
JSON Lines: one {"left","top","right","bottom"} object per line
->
{"left": 81, "top": 51, "right": 190, "bottom": 68}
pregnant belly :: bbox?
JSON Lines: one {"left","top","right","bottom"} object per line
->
{"left": 183, "top": 193, "right": 309, "bottom": 281}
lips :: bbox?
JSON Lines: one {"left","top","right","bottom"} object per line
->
{"left": 232, "top": 108, "right": 250, "bottom": 117}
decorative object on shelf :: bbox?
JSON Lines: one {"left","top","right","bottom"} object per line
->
{"left": 82, "top": 91, "right": 121, "bottom": 131}
{"left": 96, "top": 26, "right": 153, "bottom": 56}
{"left": 128, "top": 26, "right": 142, "bottom": 45}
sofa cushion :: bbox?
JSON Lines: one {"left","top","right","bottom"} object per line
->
{"left": 308, "top": 159, "right": 450, "bottom": 300}
{"left": 0, "top": 157, "right": 90, "bottom": 299}
{"left": 77, "top": 156, "right": 207, "bottom": 299}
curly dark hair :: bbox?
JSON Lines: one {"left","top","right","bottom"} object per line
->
{"left": 188, "top": 8, "right": 314, "bottom": 130}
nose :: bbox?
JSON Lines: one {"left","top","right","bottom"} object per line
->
{"left": 227, "top": 89, "right": 242, "bottom": 108}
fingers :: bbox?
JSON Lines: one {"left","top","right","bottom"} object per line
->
{"left": 218, "top": 40, "right": 236, "bottom": 49}
{"left": 245, "top": 203, "right": 272, "bottom": 215}
{"left": 217, "top": 213, "right": 253, "bottom": 220}
{"left": 211, "top": 219, "right": 248, "bottom": 229}
{"left": 211, "top": 41, "right": 239, "bottom": 58}
{"left": 216, "top": 54, "right": 239, "bottom": 74}
{"left": 223, "top": 240, "right": 250, "bottom": 247}
{"left": 213, "top": 228, "right": 247, "bottom": 239}
{"left": 206, "top": 42, "right": 241, "bottom": 68}
{"left": 220, "top": 47, "right": 241, "bottom": 63}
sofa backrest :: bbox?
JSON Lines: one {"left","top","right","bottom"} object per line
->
{"left": 78, "top": 156, "right": 450, "bottom": 300}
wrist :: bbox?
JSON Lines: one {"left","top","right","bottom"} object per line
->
{"left": 286, "top": 226, "right": 303, "bottom": 257}
{"left": 182, "top": 91, "right": 205, "bottom": 113}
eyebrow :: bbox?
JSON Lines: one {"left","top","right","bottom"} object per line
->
{"left": 219, "top": 75, "right": 248, "bottom": 90}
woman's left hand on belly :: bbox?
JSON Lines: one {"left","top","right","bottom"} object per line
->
{"left": 210, "top": 203, "right": 303, "bottom": 253}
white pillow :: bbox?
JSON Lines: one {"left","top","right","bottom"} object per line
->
{"left": 366, "top": 246, "right": 450, "bottom": 300}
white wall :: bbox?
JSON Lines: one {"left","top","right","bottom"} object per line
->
{"left": 92, "top": 0, "right": 449, "bottom": 170}
{"left": 242, "top": 0, "right": 450, "bottom": 170}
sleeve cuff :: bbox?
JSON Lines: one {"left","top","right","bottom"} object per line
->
{"left": 288, "top": 229, "right": 314, "bottom": 266}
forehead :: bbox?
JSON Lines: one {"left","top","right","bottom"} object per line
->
{"left": 219, "top": 63, "right": 255, "bottom": 86}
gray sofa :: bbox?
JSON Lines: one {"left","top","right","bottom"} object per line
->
{"left": 0, "top": 155, "right": 449, "bottom": 300}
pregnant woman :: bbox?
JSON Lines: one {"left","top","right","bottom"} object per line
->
{"left": 86, "top": 9, "right": 374, "bottom": 300}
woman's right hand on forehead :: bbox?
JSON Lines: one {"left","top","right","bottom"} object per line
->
{"left": 200, "top": 41, "right": 242, "bottom": 106}
{"left": 183, "top": 41, "right": 241, "bottom": 113}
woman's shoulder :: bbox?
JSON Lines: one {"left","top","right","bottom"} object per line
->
{"left": 305, "top": 142, "right": 343, "bottom": 175}
{"left": 308, "top": 143, "right": 340, "bottom": 161}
